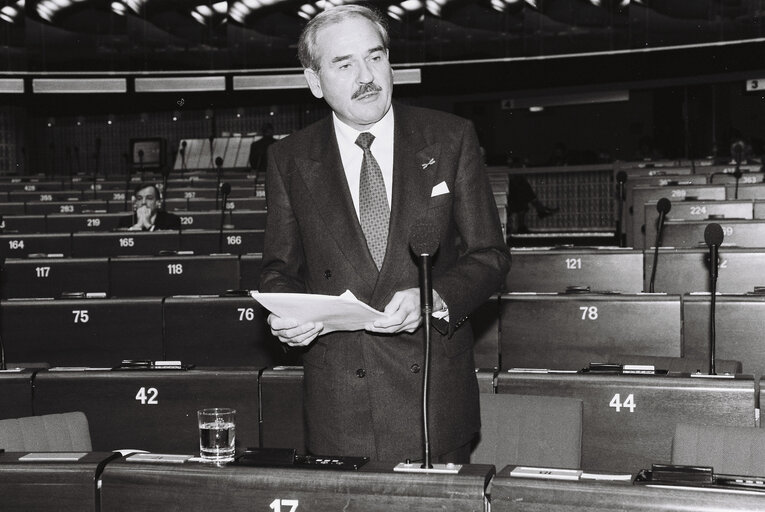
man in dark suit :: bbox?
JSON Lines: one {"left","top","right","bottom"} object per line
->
{"left": 259, "top": 5, "right": 510, "bottom": 463}
{"left": 117, "top": 183, "right": 180, "bottom": 231}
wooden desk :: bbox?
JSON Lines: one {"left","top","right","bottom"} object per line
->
{"left": 0, "top": 451, "right": 117, "bottom": 512}
{"left": 100, "top": 459, "right": 494, "bottom": 512}
{"left": 491, "top": 465, "right": 765, "bottom": 511}
{"left": 33, "top": 368, "right": 262, "bottom": 454}
{"left": 496, "top": 372, "right": 756, "bottom": 473}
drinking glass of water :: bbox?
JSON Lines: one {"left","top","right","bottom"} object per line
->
{"left": 197, "top": 408, "right": 236, "bottom": 463}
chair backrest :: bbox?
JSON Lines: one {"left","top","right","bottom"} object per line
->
{"left": 470, "top": 393, "right": 582, "bottom": 469}
{"left": 0, "top": 412, "right": 92, "bottom": 451}
{"left": 672, "top": 423, "right": 765, "bottom": 476}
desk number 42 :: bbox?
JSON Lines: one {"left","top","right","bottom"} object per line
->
{"left": 609, "top": 393, "right": 635, "bottom": 413}
{"left": 270, "top": 499, "right": 299, "bottom": 512}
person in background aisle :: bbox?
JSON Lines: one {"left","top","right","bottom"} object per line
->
{"left": 249, "top": 123, "right": 276, "bottom": 174}
{"left": 508, "top": 174, "right": 558, "bottom": 234}
{"left": 117, "top": 182, "right": 180, "bottom": 231}
{"left": 258, "top": 5, "right": 510, "bottom": 463}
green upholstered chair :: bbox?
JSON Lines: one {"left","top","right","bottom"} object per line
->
{"left": 672, "top": 423, "right": 765, "bottom": 476}
{"left": 0, "top": 412, "right": 92, "bottom": 452}
{"left": 470, "top": 393, "right": 583, "bottom": 470}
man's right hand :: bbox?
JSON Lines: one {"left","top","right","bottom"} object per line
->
{"left": 267, "top": 314, "right": 324, "bottom": 347}
{"left": 135, "top": 205, "right": 152, "bottom": 229}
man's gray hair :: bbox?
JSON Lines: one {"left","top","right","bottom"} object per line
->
{"left": 297, "top": 4, "right": 390, "bottom": 71}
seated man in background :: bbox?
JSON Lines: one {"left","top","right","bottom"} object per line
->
{"left": 118, "top": 183, "right": 180, "bottom": 231}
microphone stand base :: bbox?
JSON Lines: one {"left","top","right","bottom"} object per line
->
{"left": 393, "top": 462, "right": 462, "bottom": 474}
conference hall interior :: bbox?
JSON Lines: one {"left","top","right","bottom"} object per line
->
{"left": 3, "top": 1, "right": 765, "bottom": 510}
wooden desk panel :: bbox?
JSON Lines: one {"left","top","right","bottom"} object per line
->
{"left": 33, "top": 368, "right": 262, "bottom": 454}
{"left": 0, "top": 452, "right": 117, "bottom": 512}
{"left": 491, "top": 465, "right": 765, "bottom": 512}
{"left": 100, "top": 460, "right": 494, "bottom": 512}
{"left": 496, "top": 372, "right": 756, "bottom": 473}
{"left": 507, "top": 248, "right": 643, "bottom": 293}
{"left": 499, "top": 293, "right": 682, "bottom": 371}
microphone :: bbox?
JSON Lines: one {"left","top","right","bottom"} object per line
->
{"left": 409, "top": 222, "right": 440, "bottom": 469}
{"left": 615, "top": 171, "right": 627, "bottom": 247}
{"left": 218, "top": 182, "right": 231, "bottom": 252}
{"left": 161, "top": 165, "right": 171, "bottom": 207}
{"left": 648, "top": 198, "right": 671, "bottom": 293}
{"left": 704, "top": 222, "right": 724, "bottom": 375}
{"left": 214, "top": 156, "right": 224, "bottom": 209}
{"left": 122, "top": 153, "right": 131, "bottom": 212}
{"left": 93, "top": 137, "right": 102, "bottom": 199}
{"left": 180, "top": 140, "right": 187, "bottom": 176}
{"left": 66, "top": 146, "right": 73, "bottom": 187}
{"left": 138, "top": 149, "right": 145, "bottom": 177}
{"left": 1, "top": 257, "right": 6, "bottom": 370}
{"left": 94, "top": 136, "right": 102, "bottom": 177}
{"left": 731, "top": 140, "right": 745, "bottom": 165}
{"left": 73, "top": 145, "right": 81, "bottom": 174}
{"left": 208, "top": 135, "right": 215, "bottom": 169}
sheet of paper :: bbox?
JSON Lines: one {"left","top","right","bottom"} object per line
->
{"left": 251, "top": 290, "right": 389, "bottom": 333}
{"left": 19, "top": 452, "right": 87, "bottom": 461}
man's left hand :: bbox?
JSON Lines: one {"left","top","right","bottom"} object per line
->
{"left": 365, "top": 288, "right": 421, "bottom": 334}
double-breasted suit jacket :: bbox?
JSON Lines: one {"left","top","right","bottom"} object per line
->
{"left": 259, "top": 103, "right": 510, "bottom": 462}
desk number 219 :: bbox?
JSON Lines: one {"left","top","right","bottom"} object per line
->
{"left": 270, "top": 499, "right": 299, "bottom": 512}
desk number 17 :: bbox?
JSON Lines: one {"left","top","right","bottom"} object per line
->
{"left": 270, "top": 499, "right": 299, "bottom": 512}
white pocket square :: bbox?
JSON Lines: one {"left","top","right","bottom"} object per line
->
{"left": 431, "top": 181, "right": 449, "bottom": 197}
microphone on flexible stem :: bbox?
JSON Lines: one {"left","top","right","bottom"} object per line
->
{"left": 214, "top": 156, "right": 224, "bottom": 209}
{"left": 161, "top": 165, "right": 171, "bottom": 209}
{"left": 138, "top": 149, "right": 145, "bottom": 179}
{"left": 208, "top": 135, "right": 215, "bottom": 170}
{"left": 704, "top": 223, "right": 724, "bottom": 376}
{"left": 409, "top": 222, "right": 440, "bottom": 470}
{"left": 615, "top": 171, "right": 627, "bottom": 247}
{"left": 648, "top": 198, "right": 672, "bottom": 293}
{"left": 732, "top": 141, "right": 744, "bottom": 200}
{"left": 0, "top": 257, "right": 6, "bottom": 370}
{"left": 218, "top": 182, "right": 231, "bottom": 253}
{"left": 66, "top": 146, "right": 73, "bottom": 188}
{"left": 73, "top": 146, "right": 81, "bottom": 175}
{"left": 49, "top": 142, "right": 55, "bottom": 177}
{"left": 180, "top": 141, "right": 187, "bottom": 177}
{"left": 122, "top": 153, "right": 131, "bottom": 211}
{"left": 93, "top": 137, "right": 101, "bottom": 198}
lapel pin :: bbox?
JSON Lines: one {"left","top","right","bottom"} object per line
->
{"left": 421, "top": 158, "right": 436, "bottom": 170}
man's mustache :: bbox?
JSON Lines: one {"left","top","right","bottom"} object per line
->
{"left": 352, "top": 82, "right": 382, "bottom": 100}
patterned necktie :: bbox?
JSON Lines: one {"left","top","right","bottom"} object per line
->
{"left": 356, "top": 132, "right": 390, "bottom": 270}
